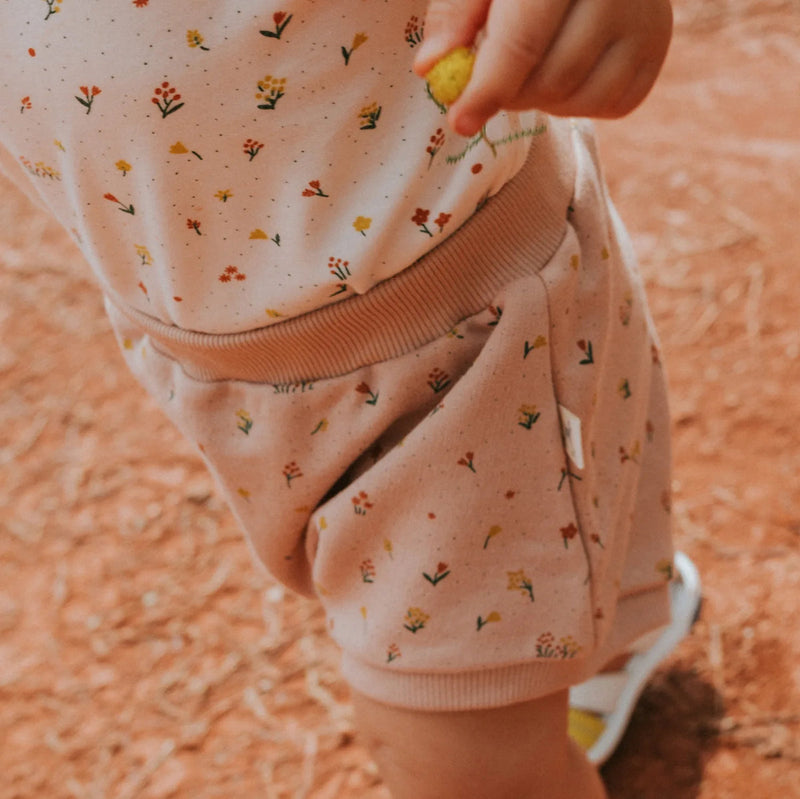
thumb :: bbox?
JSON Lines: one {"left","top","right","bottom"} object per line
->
{"left": 412, "top": 0, "right": 490, "bottom": 77}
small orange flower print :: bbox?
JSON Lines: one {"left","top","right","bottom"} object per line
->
{"left": 104, "top": 192, "right": 134, "bottom": 214}
{"left": 342, "top": 32, "right": 368, "bottom": 65}
{"left": 218, "top": 265, "right": 246, "bottom": 283}
{"left": 560, "top": 522, "right": 579, "bottom": 549}
{"left": 360, "top": 559, "right": 376, "bottom": 583}
{"left": 353, "top": 216, "right": 371, "bottom": 236}
{"left": 507, "top": 570, "right": 535, "bottom": 602}
{"left": 434, "top": 211, "right": 451, "bottom": 232}
{"left": 358, "top": 102, "right": 381, "bottom": 130}
{"left": 243, "top": 138, "right": 263, "bottom": 160}
{"left": 386, "top": 643, "right": 401, "bottom": 662}
{"left": 355, "top": 382, "right": 379, "bottom": 405}
{"left": 75, "top": 85, "right": 101, "bottom": 114}
{"left": 352, "top": 491, "right": 374, "bottom": 515}
{"left": 282, "top": 461, "right": 303, "bottom": 487}
{"left": 132, "top": 0, "right": 149, "bottom": 6}
{"left": 427, "top": 367, "right": 450, "bottom": 393}
{"left": 457, "top": 451, "right": 476, "bottom": 473}
{"left": 186, "top": 30, "right": 210, "bottom": 50}
{"left": 260, "top": 11, "right": 293, "bottom": 39}
{"left": 255, "top": 75, "right": 287, "bottom": 110}
{"left": 186, "top": 218, "right": 202, "bottom": 235}
{"left": 44, "top": 0, "right": 62, "bottom": 21}
{"left": 20, "top": 96, "right": 32, "bottom": 113}
{"left": 590, "top": 532, "right": 605, "bottom": 549}
{"left": 152, "top": 82, "right": 184, "bottom": 118}
{"left": 423, "top": 562, "right": 450, "bottom": 586}
{"left": 412, "top": 207, "right": 432, "bottom": 236}
{"left": 403, "top": 607, "right": 429, "bottom": 634}
{"left": 302, "top": 179, "right": 329, "bottom": 197}
{"left": 405, "top": 15, "right": 424, "bottom": 47}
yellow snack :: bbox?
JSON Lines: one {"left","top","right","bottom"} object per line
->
{"left": 425, "top": 46, "right": 475, "bottom": 105}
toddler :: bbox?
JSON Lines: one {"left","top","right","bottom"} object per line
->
{"left": 0, "top": 1, "right": 700, "bottom": 797}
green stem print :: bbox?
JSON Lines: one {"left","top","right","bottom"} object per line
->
{"left": 577, "top": 339, "right": 594, "bottom": 364}
{"left": 558, "top": 466, "right": 582, "bottom": 491}
{"left": 260, "top": 11, "right": 293, "bottom": 39}
{"left": 477, "top": 611, "right": 501, "bottom": 631}
{"left": 618, "top": 378, "right": 632, "bottom": 399}
{"left": 422, "top": 562, "right": 450, "bottom": 586}
{"left": 446, "top": 123, "right": 548, "bottom": 164}
{"left": 403, "top": 607, "right": 430, "bottom": 634}
{"left": 104, "top": 192, "right": 134, "bottom": 215}
{"left": 355, "top": 382, "right": 379, "bottom": 405}
{"left": 75, "top": 85, "right": 101, "bottom": 114}
{"left": 44, "top": 0, "right": 61, "bottom": 21}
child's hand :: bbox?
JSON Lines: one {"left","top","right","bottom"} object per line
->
{"left": 413, "top": 0, "right": 673, "bottom": 136}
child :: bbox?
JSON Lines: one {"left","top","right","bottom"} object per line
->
{"left": 0, "top": 1, "right": 699, "bottom": 796}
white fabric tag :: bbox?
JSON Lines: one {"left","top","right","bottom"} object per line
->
{"left": 558, "top": 404, "right": 585, "bottom": 471}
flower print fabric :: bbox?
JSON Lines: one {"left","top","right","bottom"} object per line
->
{"left": 0, "top": 0, "right": 540, "bottom": 334}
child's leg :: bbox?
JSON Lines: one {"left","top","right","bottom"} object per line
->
{"left": 353, "top": 689, "right": 608, "bottom": 799}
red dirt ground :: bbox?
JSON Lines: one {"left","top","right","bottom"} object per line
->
{"left": 1, "top": 2, "right": 799, "bottom": 797}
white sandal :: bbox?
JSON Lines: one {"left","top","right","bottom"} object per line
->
{"left": 568, "top": 551, "right": 702, "bottom": 765}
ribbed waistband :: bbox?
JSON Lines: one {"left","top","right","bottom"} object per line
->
{"left": 106, "top": 119, "right": 577, "bottom": 385}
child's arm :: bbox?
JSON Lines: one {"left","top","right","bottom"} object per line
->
{"left": 413, "top": 0, "right": 673, "bottom": 135}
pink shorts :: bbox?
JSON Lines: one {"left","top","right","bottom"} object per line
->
{"left": 106, "top": 123, "right": 673, "bottom": 711}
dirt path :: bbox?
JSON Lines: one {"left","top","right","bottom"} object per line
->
{"left": 2, "top": 2, "right": 799, "bottom": 797}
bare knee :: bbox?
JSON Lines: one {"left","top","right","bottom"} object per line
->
{"left": 352, "top": 689, "right": 607, "bottom": 799}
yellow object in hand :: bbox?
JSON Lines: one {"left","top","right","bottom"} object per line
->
{"left": 425, "top": 46, "right": 476, "bottom": 105}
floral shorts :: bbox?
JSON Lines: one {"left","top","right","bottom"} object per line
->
{"left": 106, "top": 125, "right": 674, "bottom": 711}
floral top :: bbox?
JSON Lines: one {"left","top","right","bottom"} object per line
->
{"left": 0, "top": 0, "right": 552, "bottom": 334}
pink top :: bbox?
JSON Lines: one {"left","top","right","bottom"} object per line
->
{"left": 0, "top": 0, "right": 554, "bottom": 334}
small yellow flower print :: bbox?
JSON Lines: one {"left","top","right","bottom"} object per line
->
{"left": 570, "top": 254, "right": 580, "bottom": 270}
{"left": 384, "top": 539, "right": 394, "bottom": 559}
{"left": 342, "top": 32, "right": 368, "bottom": 65}
{"left": 170, "top": 142, "right": 189, "bottom": 154}
{"left": 476, "top": 611, "right": 501, "bottom": 630}
{"left": 236, "top": 409, "right": 253, "bottom": 434}
{"left": 517, "top": 404, "right": 541, "bottom": 429}
{"left": 256, "top": 75, "right": 287, "bottom": 110}
{"left": 358, "top": 102, "right": 381, "bottom": 130}
{"left": 310, "top": 418, "right": 328, "bottom": 435}
{"left": 483, "top": 525, "right": 502, "bottom": 549}
{"left": 353, "top": 216, "right": 372, "bottom": 236}
{"left": 507, "top": 569, "right": 535, "bottom": 602}
{"left": 601, "top": 246, "right": 610, "bottom": 260}
{"left": 656, "top": 558, "right": 674, "bottom": 581}
{"left": 186, "top": 30, "right": 210, "bottom": 50}
{"left": 237, "top": 487, "right": 251, "bottom": 501}
{"left": 116, "top": 159, "right": 132, "bottom": 176}
{"left": 404, "top": 607, "right": 429, "bottom": 633}
{"left": 265, "top": 308, "right": 283, "bottom": 318}
{"left": 134, "top": 244, "right": 152, "bottom": 266}
{"left": 523, "top": 335, "right": 548, "bottom": 358}
{"left": 215, "top": 189, "right": 233, "bottom": 202}
{"left": 250, "top": 229, "right": 268, "bottom": 239}
{"left": 54, "top": 140, "right": 66, "bottom": 152}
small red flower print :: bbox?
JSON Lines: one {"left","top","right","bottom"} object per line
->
{"left": 434, "top": 211, "right": 451, "bottom": 232}
{"left": 560, "top": 522, "right": 579, "bottom": 549}
{"left": 282, "top": 461, "right": 303, "bottom": 487}
{"left": 471, "top": 163, "right": 483, "bottom": 174}
{"left": 411, "top": 207, "right": 432, "bottom": 236}
{"left": 458, "top": 451, "right": 476, "bottom": 473}
{"left": 261, "top": 11, "right": 293, "bottom": 39}
{"left": 132, "top": 0, "right": 149, "bottom": 6}
{"left": 423, "top": 562, "right": 450, "bottom": 586}
{"left": 427, "top": 367, "right": 451, "bottom": 393}
{"left": 386, "top": 643, "right": 401, "bottom": 663}
{"left": 328, "top": 256, "right": 351, "bottom": 296}
{"left": 186, "top": 218, "right": 201, "bottom": 235}
{"left": 302, "top": 179, "right": 329, "bottom": 198}
{"left": 152, "top": 81, "right": 184, "bottom": 118}
{"left": 75, "top": 85, "right": 101, "bottom": 114}
{"left": 360, "top": 559, "right": 376, "bottom": 583}
{"left": 20, "top": 96, "right": 32, "bottom": 113}
{"left": 426, "top": 128, "right": 445, "bottom": 167}
{"left": 355, "top": 382, "right": 379, "bottom": 405}
{"left": 352, "top": 491, "right": 374, "bottom": 515}
{"left": 104, "top": 192, "right": 134, "bottom": 215}
{"left": 28, "top": 48, "right": 36, "bottom": 57}
{"left": 243, "top": 138, "right": 264, "bottom": 161}
{"left": 218, "top": 265, "right": 246, "bottom": 283}
{"left": 405, "top": 15, "right": 424, "bottom": 47}
{"left": 590, "top": 532, "right": 605, "bottom": 549}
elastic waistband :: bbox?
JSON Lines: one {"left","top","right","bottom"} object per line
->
{"left": 107, "top": 119, "right": 577, "bottom": 385}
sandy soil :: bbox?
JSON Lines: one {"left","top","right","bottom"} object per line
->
{"left": 1, "top": 2, "right": 799, "bottom": 797}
